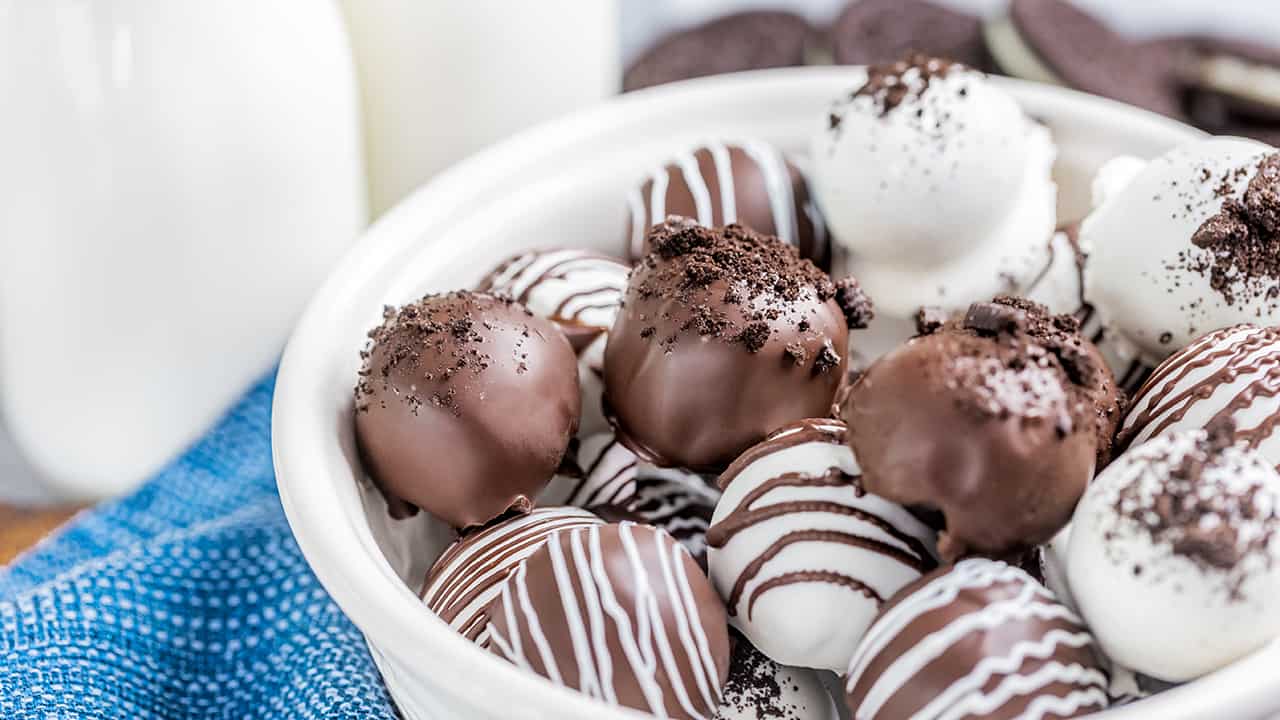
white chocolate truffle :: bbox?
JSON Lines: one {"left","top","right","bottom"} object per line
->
{"left": 707, "top": 419, "right": 937, "bottom": 672}
{"left": 1082, "top": 137, "right": 1280, "bottom": 362}
{"left": 477, "top": 247, "right": 629, "bottom": 352}
{"left": 1068, "top": 427, "right": 1280, "bottom": 681}
{"left": 715, "top": 637, "right": 839, "bottom": 720}
{"left": 1118, "top": 324, "right": 1280, "bottom": 472}
{"left": 420, "top": 507, "right": 603, "bottom": 645}
{"left": 812, "top": 56, "right": 1056, "bottom": 319}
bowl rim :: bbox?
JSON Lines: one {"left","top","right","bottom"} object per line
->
{"left": 273, "top": 67, "right": 1278, "bottom": 719}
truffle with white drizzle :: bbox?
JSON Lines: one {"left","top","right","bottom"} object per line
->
{"left": 420, "top": 507, "right": 603, "bottom": 646}
{"left": 1117, "top": 324, "right": 1280, "bottom": 471}
{"left": 485, "top": 522, "right": 731, "bottom": 720}
{"left": 1068, "top": 424, "right": 1280, "bottom": 681}
{"left": 625, "top": 139, "right": 830, "bottom": 269}
{"left": 477, "top": 248, "right": 630, "bottom": 352}
{"left": 845, "top": 558, "right": 1109, "bottom": 720}
{"left": 706, "top": 419, "right": 937, "bottom": 672}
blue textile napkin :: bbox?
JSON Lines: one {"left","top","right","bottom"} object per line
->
{"left": 0, "top": 374, "right": 399, "bottom": 719}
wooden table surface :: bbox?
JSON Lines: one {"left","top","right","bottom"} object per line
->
{"left": 0, "top": 504, "right": 83, "bottom": 565}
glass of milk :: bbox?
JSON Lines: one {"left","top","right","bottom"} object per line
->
{"left": 0, "top": 0, "right": 367, "bottom": 500}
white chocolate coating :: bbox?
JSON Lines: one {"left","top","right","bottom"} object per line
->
{"left": 812, "top": 64, "right": 1057, "bottom": 319}
{"left": 478, "top": 248, "right": 629, "bottom": 337}
{"left": 1081, "top": 137, "right": 1278, "bottom": 362}
{"left": 1119, "top": 324, "right": 1280, "bottom": 472}
{"left": 1068, "top": 429, "right": 1280, "bottom": 681}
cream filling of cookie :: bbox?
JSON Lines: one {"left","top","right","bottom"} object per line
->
{"left": 982, "top": 13, "right": 1063, "bottom": 87}
{"left": 1199, "top": 53, "right": 1280, "bottom": 109}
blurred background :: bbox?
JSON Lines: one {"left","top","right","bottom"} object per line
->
{"left": 0, "top": 0, "right": 1278, "bottom": 523}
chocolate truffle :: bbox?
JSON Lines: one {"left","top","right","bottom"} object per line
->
{"left": 605, "top": 219, "right": 868, "bottom": 471}
{"left": 844, "top": 297, "right": 1120, "bottom": 560}
{"left": 485, "top": 522, "right": 731, "bottom": 720}
{"left": 707, "top": 419, "right": 937, "bottom": 672}
{"left": 716, "top": 633, "right": 839, "bottom": 720}
{"left": 354, "top": 291, "right": 580, "bottom": 528}
{"left": 476, "top": 248, "right": 629, "bottom": 352}
{"left": 625, "top": 140, "right": 830, "bottom": 269}
{"left": 623, "top": 11, "right": 813, "bottom": 92}
{"left": 845, "top": 558, "right": 1109, "bottom": 720}
{"left": 420, "top": 507, "right": 603, "bottom": 645}
{"left": 1118, "top": 324, "right": 1280, "bottom": 471}
{"left": 1068, "top": 426, "right": 1280, "bottom": 681}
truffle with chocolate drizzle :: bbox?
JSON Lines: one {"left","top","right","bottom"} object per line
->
{"left": 1117, "top": 324, "right": 1280, "bottom": 471}
{"left": 605, "top": 218, "right": 872, "bottom": 472}
{"left": 477, "top": 248, "right": 630, "bottom": 352}
{"left": 706, "top": 419, "right": 937, "bottom": 672}
{"left": 845, "top": 296, "right": 1120, "bottom": 560}
{"left": 485, "top": 522, "right": 730, "bottom": 720}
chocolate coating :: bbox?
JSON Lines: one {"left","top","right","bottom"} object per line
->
{"left": 605, "top": 219, "right": 867, "bottom": 471}
{"left": 354, "top": 292, "right": 580, "bottom": 529}
{"left": 844, "top": 559, "right": 1109, "bottom": 719}
{"left": 421, "top": 507, "right": 603, "bottom": 644}
{"left": 625, "top": 139, "right": 830, "bottom": 270}
{"left": 844, "top": 297, "right": 1118, "bottom": 560}
{"left": 485, "top": 522, "right": 730, "bottom": 720}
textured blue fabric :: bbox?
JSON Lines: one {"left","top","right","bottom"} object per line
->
{"left": 0, "top": 374, "right": 399, "bottom": 719}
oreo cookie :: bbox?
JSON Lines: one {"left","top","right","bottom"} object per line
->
{"left": 1180, "top": 37, "right": 1280, "bottom": 140}
{"left": 984, "top": 0, "right": 1183, "bottom": 118}
{"left": 830, "top": 0, "right": 991, "bottom": 70}
{"left": 623, "top": 11, "right": 814, "bottom": 92}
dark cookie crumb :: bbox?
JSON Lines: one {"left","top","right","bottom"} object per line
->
{"left": 1185, "top": 153, "right": 1280, "bottom": 308}
{"left": 834, "top": 276, "right": 875, "bottom": 330}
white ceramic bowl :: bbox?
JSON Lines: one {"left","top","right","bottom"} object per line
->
{"left": 273, "top": 68, "right": 1280, "bottom": 719}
